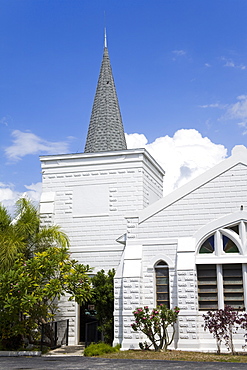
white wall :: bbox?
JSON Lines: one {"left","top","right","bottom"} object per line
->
{"left": 40, "top": 148, "right": 164, "bottom": 344}
{"left": 114, "top": 156, "right": 247, "bottom": 351}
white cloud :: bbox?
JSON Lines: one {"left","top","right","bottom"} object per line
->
{"left": 0, "top": 184, "right": 18, "bottom": 203}
{"left": 172, "top": 50, "right": 186, "bottom": 56}
{"left": 0, "top": 116, "right": 9, "bottom": 126}
{"left": 221, "top": 95, "right": 247, "bottom": 135}
{"left": 200, "top": 95, "right": 247, "bottom": 135}
{"left": 126, "top": 129, "right": 227, "bottom": 195}
{"left": 221, "top": 57, "right": 246, "bottom": 70}
{"left": 238, "top": 122, "right": 247, "bottom": 127}
{"left": 237, "top": 121, "right": 247, "bottom": 135}
{"left": 226, "top": 95, "right": 247, "bottom": 120}
{"left": 125, "top": 133, "right": 148, "bottom": 148}
{"left": 24, "top": 182, "right": 42, "bottom": 202}
{"left": 5, "top": 130, "right": 70, "bottom": 161}
{"left": 224, "top": 60, "right": 235, "bottom": 68}
{"left": 0, "top": 182, "right": 42, "bottom": 215}
{"left": 199, "top": 103, "right": 226, "bottom": 109}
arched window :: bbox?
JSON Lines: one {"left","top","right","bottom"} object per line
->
{"left": 155, "top": 260, "right": 170, "bottom": 308}
{"left": 199, "top": 233, "right": 239, "bottom": 255}
{"left": 197, "top": 221, "right": 245, "bottom": 311}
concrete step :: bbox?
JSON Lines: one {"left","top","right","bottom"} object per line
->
{"left": 44, "top": 345, "right": 85, "bottom": 356}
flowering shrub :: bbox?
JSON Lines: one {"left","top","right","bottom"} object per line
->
{"left": 131, "top": 305, "right": 179, "bottom": 351}
{"left": 237, "top": 313, "right": 247, "bottom": 349}
{"left": 203, "top": 306, "right": 241, "bottom": 354}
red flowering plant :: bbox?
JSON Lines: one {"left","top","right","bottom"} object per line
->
{"left": 131, "top": 305, "right": 180, "bottom": 351}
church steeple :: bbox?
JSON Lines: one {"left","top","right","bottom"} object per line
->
{"left": 84, "top": 33, "right": 127, "bottom": 153}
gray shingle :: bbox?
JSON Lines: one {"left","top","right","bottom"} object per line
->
{"left": 84, "top": 47, "right": 127, "bottom": 153}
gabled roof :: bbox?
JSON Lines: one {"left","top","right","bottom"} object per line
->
{"left": 136, "top": 145, "right": 247, "bottom": 224}
{"left": 84, "top": 40, "right": 127, "bottom": 153}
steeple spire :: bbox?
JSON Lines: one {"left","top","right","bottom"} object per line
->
{"left": 84, "top": 33, "right": 127, "bottom": 153}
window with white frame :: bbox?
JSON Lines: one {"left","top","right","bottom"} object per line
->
{"left": 197, "top": 221, "right": 247, "bottom": 311}
{"left": 155, "top": 260, "right": 170, "bottom": 308}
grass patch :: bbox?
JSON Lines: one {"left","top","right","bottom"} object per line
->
{"left": 100, "top": 349, "right": 247, "bottom": 363}
{"left": 84, "top": 343, "right": 120, "bottom": 357}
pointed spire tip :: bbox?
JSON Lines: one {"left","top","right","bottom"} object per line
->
{"left": 104, "top": 27, "right": 107, "bottom": 48}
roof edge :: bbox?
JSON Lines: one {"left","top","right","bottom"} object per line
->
{"left": 137, "top": 145, "right": 247, "bottom": 224}
{"left": 40, "top": 147, "right": 165, "bottom": 176}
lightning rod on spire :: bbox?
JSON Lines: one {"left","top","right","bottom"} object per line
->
{"left": 104, "top": 27, "right": 107, "bottom": 48}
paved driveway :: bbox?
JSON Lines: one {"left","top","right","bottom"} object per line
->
{"left": 0, "top": 357, "right": 247, "bottom": 370}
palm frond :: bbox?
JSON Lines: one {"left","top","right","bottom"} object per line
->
{"left": 0, "top": 203, "right": 12, "bottom": 232}
{"left": 15, "top": 198, "right": 40, "bottom": 241}
{"left": 0, "top": 229, "right": 26, "bottom": 271}
{"left": 35, "top": 225, "right": 70, "bottom": 252}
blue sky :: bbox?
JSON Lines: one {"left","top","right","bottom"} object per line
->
{"left": 1, "top": 0, "right": 247, "bottom": 209}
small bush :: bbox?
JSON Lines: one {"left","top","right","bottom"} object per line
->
{"left": 0, "top": 335, "right": 23, "bottom": 350}
{"left": 84, "top": 342, "right": 120, "bottom": 357}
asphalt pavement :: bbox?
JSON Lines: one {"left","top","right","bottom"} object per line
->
{"left": 0, "top": 357, "right": 247, "bottom": 370}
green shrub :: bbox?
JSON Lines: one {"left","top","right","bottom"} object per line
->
{"left": 84, "top": 342, "right": 120, "bottom": 357}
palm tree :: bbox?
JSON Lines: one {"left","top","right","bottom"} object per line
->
{"left": 0, "top": 197, "right": 69, "bottom": 272}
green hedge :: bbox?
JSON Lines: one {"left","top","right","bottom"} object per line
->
{"left": 84, "top": 342, "right": 120, "bottom": 357}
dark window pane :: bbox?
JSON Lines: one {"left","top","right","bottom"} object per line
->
{"left": 155, "top": 260, "right": 169, "bottom": 308}
{"left": 226, "top": 225, "right": 239, "bottom": 235}
{"left": 156, "top": 268, "right": 168, "bottom": 277}
{"left": 199, "top": 235, "right": 214, "bottom": 254}
{"left": 157, "top": 285, "right": 168, "bottom": 293}
{"left": 223, "top": 236, "right": 239, "bottom": 253}
{"left": 223, "top": 264, "right": 244, "bottom": 310}
{"left": 156, "top": 277, "right": 169, "bottom": 285}
{"left": 157, "top": 293, "right": 169, "bottom": 301}
{"left": 197, "top": 264, "right": 218, "bottom": 310}
{"left": 156, "top": 261, "right": 168, "bottom": 267}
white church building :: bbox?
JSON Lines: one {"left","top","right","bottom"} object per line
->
{"left": 40, "top": 38, "right": 247, "bottom": 352}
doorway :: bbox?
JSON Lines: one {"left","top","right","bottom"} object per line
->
{"left": 80, "top": 304, "right": 101, "bottom": 346}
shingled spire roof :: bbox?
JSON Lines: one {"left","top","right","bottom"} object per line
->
{"left": 84, "top": 33, "right": 127, "bottom": 153}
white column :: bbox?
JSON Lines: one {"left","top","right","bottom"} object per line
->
{"left": 240, "top": 221, "right": 247, "bottom": 254}
{"left": 242, "top": 264, "right": 247, "bottom": 310}
{"left": 217, "top": 264, "right": 224, "bottom": 309}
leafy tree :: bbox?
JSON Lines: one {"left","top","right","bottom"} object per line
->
{"left": 203, "top": 306, "right": 240, "bottom": 354}
{"left": 0, "top": 198, "right": 92, "bottom": 349}
{"left": 91, "top": 269, "right": 115, "bottom": 344}
{"left": 131, "top": 305, "right": 179, "bottom": 351}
